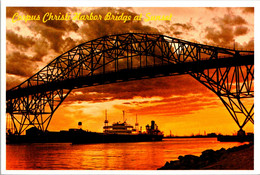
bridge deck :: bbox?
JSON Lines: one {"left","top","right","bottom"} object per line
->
{"left": 7, "top": 55, "right": 253, "bottom": 100}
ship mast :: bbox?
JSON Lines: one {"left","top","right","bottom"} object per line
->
{"left": 104, "top": 110, "right": 109, "bottom": 129}
{"left": 123, "top": 110, "right": 126, "bottom": 122}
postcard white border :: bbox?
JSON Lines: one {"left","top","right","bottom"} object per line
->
{"left": 1, "top": 0, "right": 259, "bottom": 174}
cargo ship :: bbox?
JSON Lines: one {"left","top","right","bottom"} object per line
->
{"left": 7, "top": 112, "right": 163, "bottom": 144}
{"left": 72, "top": 111, "right": 164, "bottom": 144}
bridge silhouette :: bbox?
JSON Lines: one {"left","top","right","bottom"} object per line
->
{"left": 6, "top": 33, "right": 254, "bottom": 135}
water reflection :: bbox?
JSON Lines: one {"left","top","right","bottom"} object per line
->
{"left": 6, "top": 138, "right": 247, "bottom": 170}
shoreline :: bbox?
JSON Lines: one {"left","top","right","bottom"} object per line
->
{"left": 158, "top": 143, "right": 253, "bottom": 170}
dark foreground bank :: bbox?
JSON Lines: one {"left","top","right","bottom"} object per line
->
{"left": 158, "top": 143, "right": 253, "bottom": 170}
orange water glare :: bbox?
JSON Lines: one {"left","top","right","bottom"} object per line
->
{"left": 6, "top": 138, "right": 249, "bottom": 170}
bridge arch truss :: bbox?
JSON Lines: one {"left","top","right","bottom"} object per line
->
{"left": 6, "top": 33, "right": 254, "bottom": 135}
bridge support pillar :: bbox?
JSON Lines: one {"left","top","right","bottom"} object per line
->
{"left": 237, "top": 129, "right": 246, "bottom": 137}
{"left": 191, "top": 64, "right": 254, "bottom": 132}
{"left": 6, "top": 89, "right": 72, "bottom": 135}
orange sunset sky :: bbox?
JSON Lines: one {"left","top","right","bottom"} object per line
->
{"left": 6, "top": 7, "right": 254, "bottom": 135}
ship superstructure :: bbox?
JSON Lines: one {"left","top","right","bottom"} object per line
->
{"left": 103, "top": 111, "right": 136, "bottom": 135}
{"left": 104, "top": 121, "right": 134, "bottom": 135}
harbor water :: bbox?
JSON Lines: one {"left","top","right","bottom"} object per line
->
{"left": 6, "top": 137, "right": 247, "bottom": 170}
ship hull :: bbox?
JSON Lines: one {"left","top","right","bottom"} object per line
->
{"left": 7, "top": 131, "right": 163, "bottom": 144}
{"left": 72, "top": 133, "right": 163, "bottom": 144}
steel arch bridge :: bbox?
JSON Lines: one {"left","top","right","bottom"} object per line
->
{"left": 6, "top": 33, "right": 254, "bottom": 135}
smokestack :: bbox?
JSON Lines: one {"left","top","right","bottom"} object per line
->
{"left": 151, "top": 120, "right": 155, "bottom": 130}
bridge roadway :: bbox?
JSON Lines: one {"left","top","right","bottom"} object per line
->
{"left": 7, "top": 54, "right": 253, "bottom": 100}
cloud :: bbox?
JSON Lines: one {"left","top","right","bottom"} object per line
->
{"left": 205, "top": 26, "right": 234, "bottom": 45}
{"left": 65, "top": 75, "right": 215, "bottom": 104}
{"left": 213, "top": 14, "right": 247, "bottom": 26}
{"left": 173, "top": 22, "right": 195, "bottom": 31}
{"left": 173, "top": 31, "right": 182, "bottom": 36}
{"left": 29, "top": 23, "right": 72, "bottom": 53}
{"left": 78, "top": 7, "right": 159, "bottom": 40}
{"left": 205, "top": 14, "right": 250, "bottom": 46}
{"left": 235, "top": 38, "right": 254, "bottom": 50}
{"left": 159, "top": 21, "right": 194, "bottom": 38}
{"left": 241, "top": 7, "right": 254, "bottom": 14}
{"left": 122, "top": 95, "right": 220, "bottom": 117}
{"left": 6, "top": 51, "right": 40, "bottom": 77}
{"left": 6, "top": 75, "right": 27, "bottom": 90}
{"left": 234, "top": 26, "right": 249, "bottom": 36}
{"left": 31, "top": 38, "right": 50, "bottom": 61}
{"left": 6, "top": 30, "right": 35, "bottom": 50}
{"left": 7, "top": 7, "right": 81, "bottom": 55}
{"left": 245, "top": 38, "right": 254, "bottom": 49}
{"left": 205, "top": 7, "right": 217, "bottom": 11}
